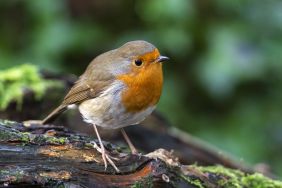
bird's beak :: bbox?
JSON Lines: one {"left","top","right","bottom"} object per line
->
{"left": 157, "top": 56, "right": 169, "bottom": 63}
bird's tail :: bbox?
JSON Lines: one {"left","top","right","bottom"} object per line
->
{"left": 42, "top": 105, "right": 67, "bottom": 124}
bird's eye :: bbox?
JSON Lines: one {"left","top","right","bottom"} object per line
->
{"left": 134, "top": 59, "right": 143, "bottom": 66}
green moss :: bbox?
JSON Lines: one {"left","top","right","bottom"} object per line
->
{"left": 0, "top": 64, "right": 62, "bottom": 110}
{"left": 242, "top": 173, "right": 282, "bottom": 188}
{"left": 85, "top": 142, "right": 95, "bottom": 148}
{"left": 131, "top": 176, "right": 153, "bottom": 188}
{"left": 0, "top": 130, "right": 11, "bottom": 141}
{"left": 180, "top": 174, "right": 204, "bottom": 188}
{"left": 0, "top": 125, "right": 31, "bottom": 143}
{"left": 0, "top": 122, "right": 68, "bottom": 145}
{"left": 44, "top": 135, "right": 68, "bottom": 145}
{"left": 0, "top": 119, "right": 17, "bottom": 127}
{"left": 198, "top": 165, "right": 242, "bottom": 187}
{"left": 19, "top": 132, "right": 31, "bottom": 142}
{"left": 182, "top": 165, "right": 282, "bottom": 188}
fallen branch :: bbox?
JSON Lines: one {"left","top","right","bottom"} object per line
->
{"left": 0, "top": 120, "right": 281, "bottom": 187}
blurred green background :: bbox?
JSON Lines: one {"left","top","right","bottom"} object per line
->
{"left": 0, "top": 0, "right": 282, "bottom": 176}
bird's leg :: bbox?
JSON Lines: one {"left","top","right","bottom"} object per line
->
{"left": 93, "top": 124, "right": 107, "bottom": 169}
{"left": 121, "top": 128, "right": 138, "bottom": 155}
{"left": 92, "top": 124, "right": 120, "bottom": 172}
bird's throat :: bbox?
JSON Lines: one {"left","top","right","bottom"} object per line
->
{"left": 117, "top": 63, "right": 163, "bottom": 113}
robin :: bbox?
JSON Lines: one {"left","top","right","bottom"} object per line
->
{"left": 41, "top": 40, "right": 169, "bottom": 171}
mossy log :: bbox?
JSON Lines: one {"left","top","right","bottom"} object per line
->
{"left": 0, "top": 120, "right": 281, "bottom": 188}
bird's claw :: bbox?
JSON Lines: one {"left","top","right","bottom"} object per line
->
{"left": 92, "top": 142, "right": 120, "bottom": 172}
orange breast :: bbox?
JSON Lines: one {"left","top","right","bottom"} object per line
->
{"left": 117, "top": 62, "right": 163, "bottom": 113}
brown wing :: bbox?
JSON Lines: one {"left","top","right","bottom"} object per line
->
{"left": 62, "top": 54, "right": 116, "bottom": 106}
{"left": 42, "top": 68, "right": 115, "bottom": 124}
{"left": 62, "top": 78, "right": 113, "bottom": 105}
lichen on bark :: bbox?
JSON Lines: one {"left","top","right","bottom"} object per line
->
{"left": 1, "top": 120, "right": 282, "bottom": 187}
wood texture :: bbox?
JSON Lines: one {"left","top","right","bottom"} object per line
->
{"left": 1, "top": 120, "right": 281, "bottom": 188}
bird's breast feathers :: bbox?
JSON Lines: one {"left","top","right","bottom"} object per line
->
{"left": 78, "top": 80, "right": 157, "bottom": 129}
{"left": 117, "top": 62, "right": 163, "bottom": 112}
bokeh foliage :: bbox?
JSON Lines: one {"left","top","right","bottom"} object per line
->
{"left": 0, "top": 0, "right": 282, "bottom": 176}
{"left": 0, "top": 64, "right": 60, "bottom": 110}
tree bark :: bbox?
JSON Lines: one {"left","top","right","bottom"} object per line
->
{"left": 1, "top": 120, "right": 281, "bottom": 188}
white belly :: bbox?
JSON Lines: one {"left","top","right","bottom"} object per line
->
{"left": 78, "top": 81, "right": 155, "bottom": 129}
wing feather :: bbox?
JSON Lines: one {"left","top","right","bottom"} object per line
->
{"left": 42, "top": 53, "right": 116, "bottom": 124}
{"left": 62, "top": 75, "right": 114, "bottom": 105}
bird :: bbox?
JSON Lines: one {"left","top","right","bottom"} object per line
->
{"left": 41, "top": 40, "right": 169, "bottom": 171}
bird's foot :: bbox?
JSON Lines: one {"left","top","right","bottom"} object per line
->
{"left": 92, "top": 142, "right": 120, "bottom": 172}
{"left": 131, "top": 148, "right": 139, "bottom": 155}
